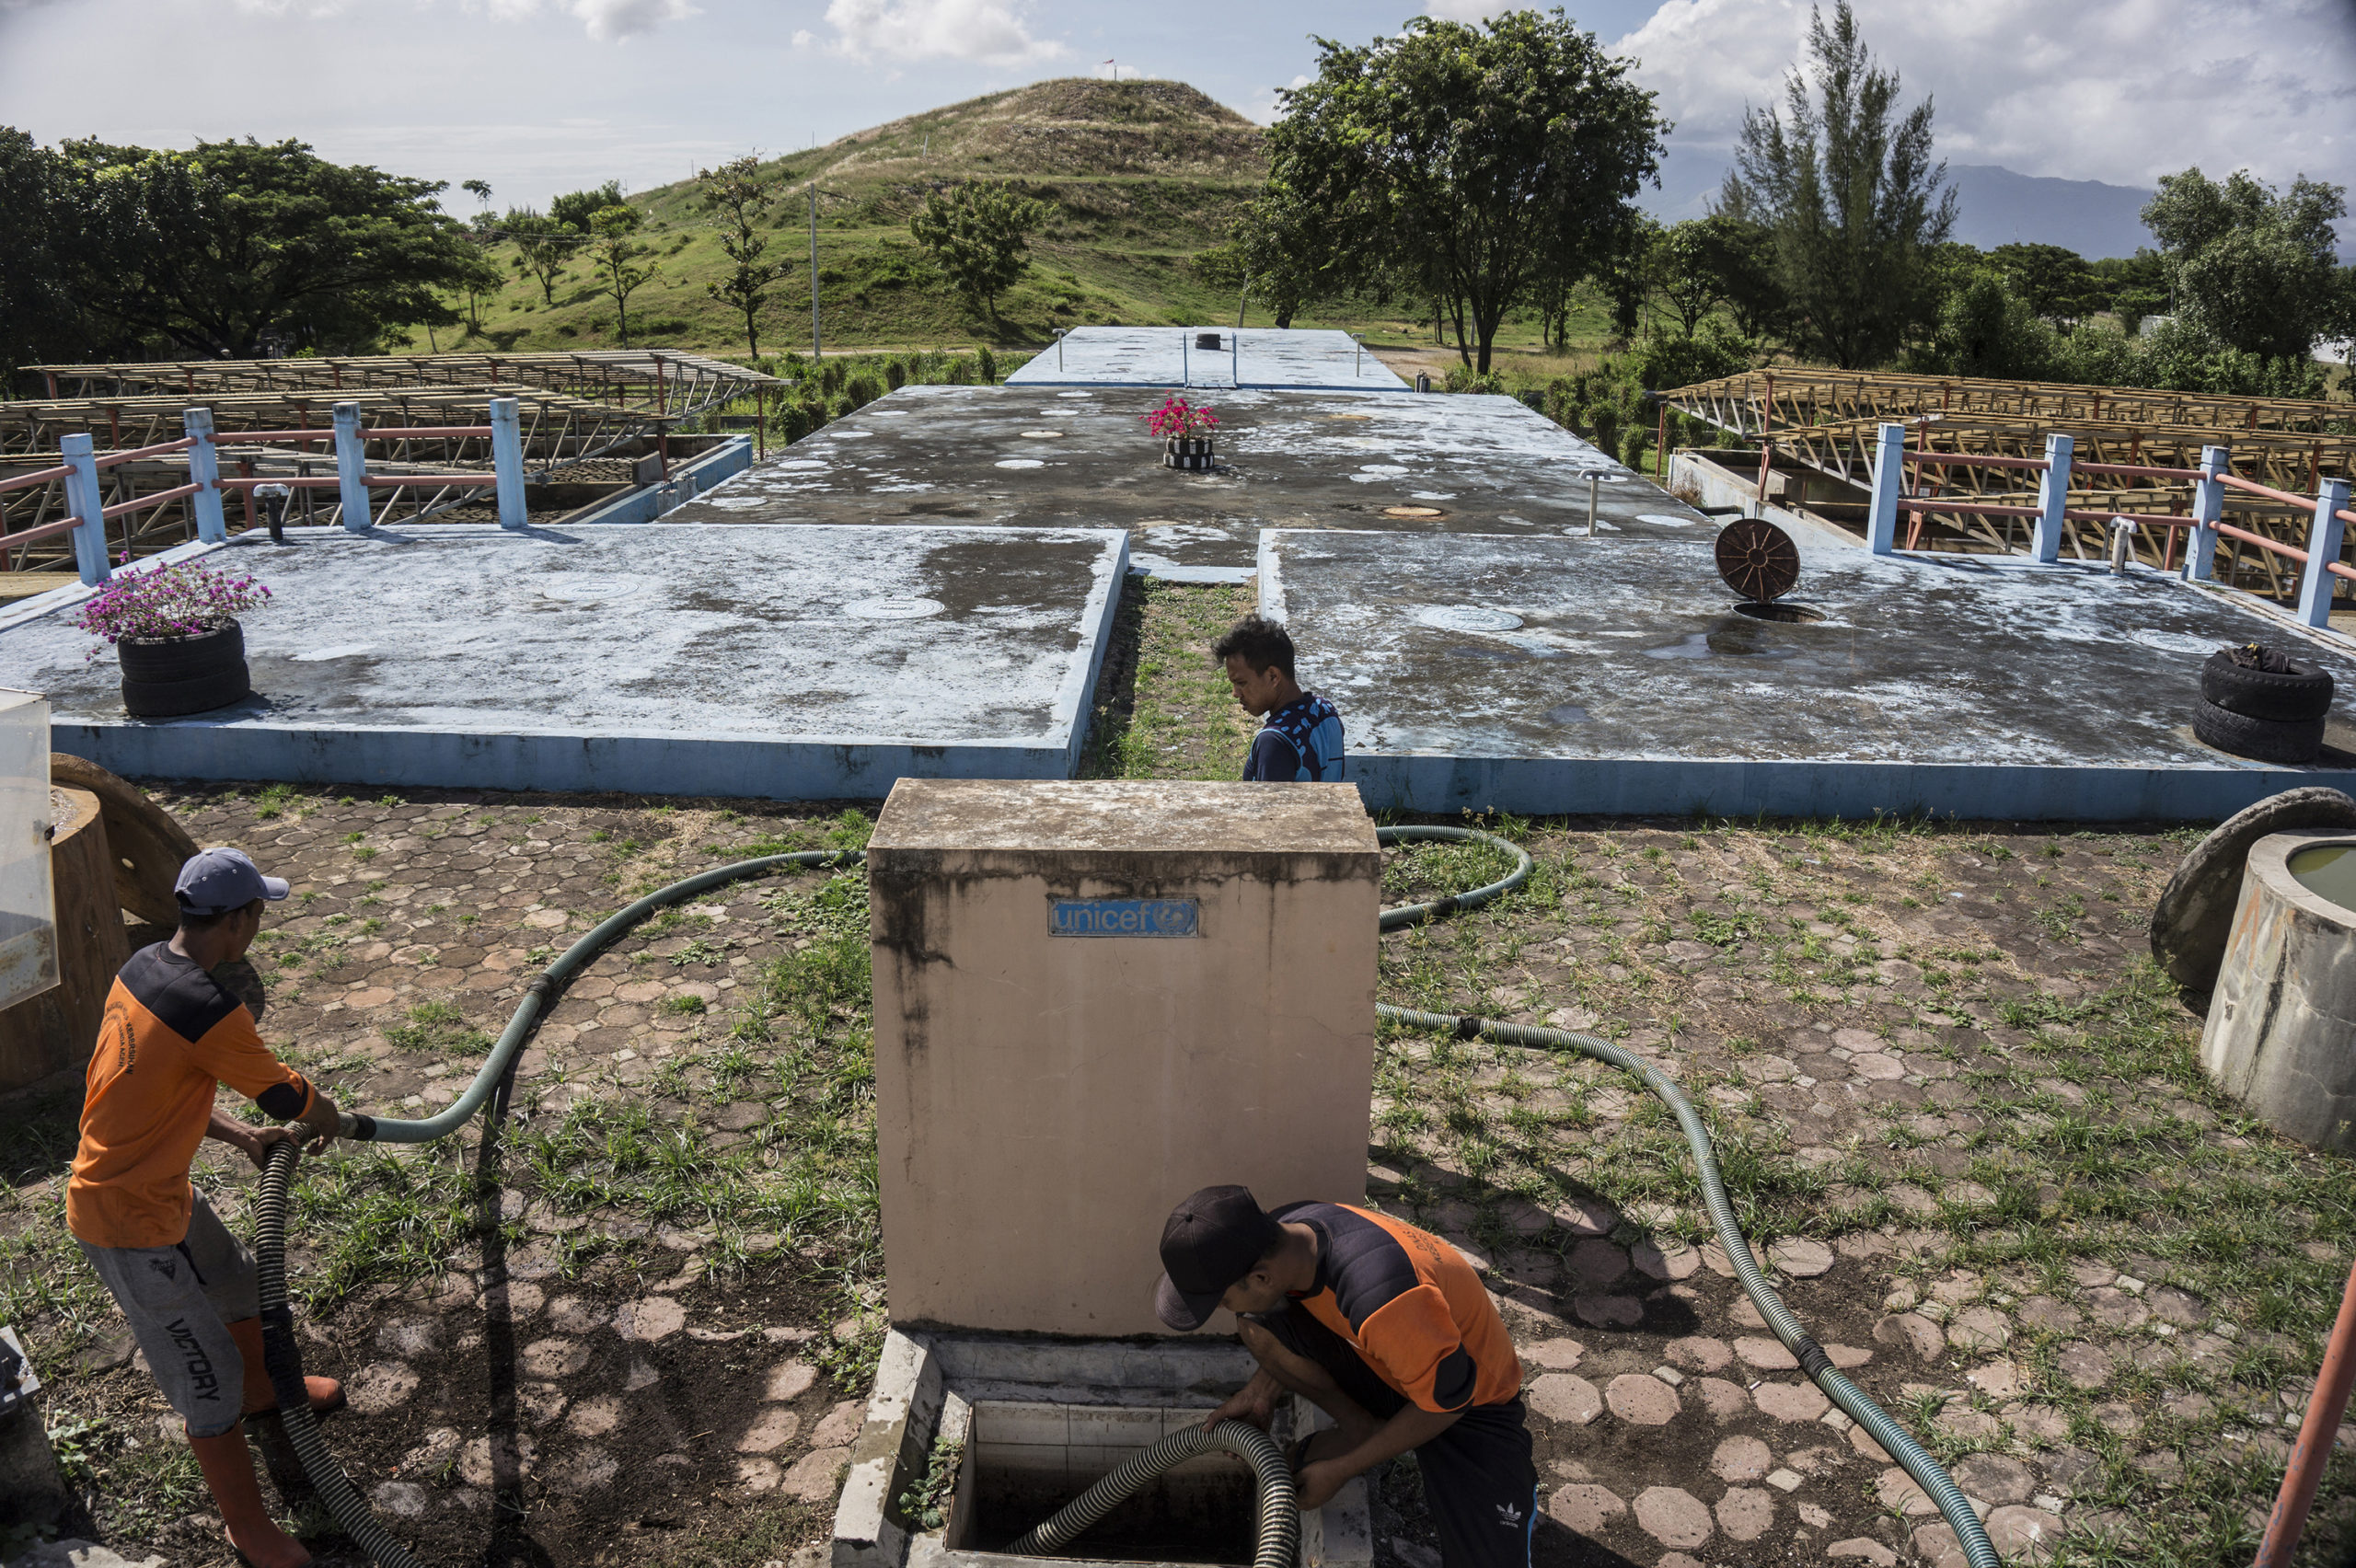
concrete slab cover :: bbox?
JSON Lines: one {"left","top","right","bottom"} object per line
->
{"left": 868, "top": 779, "right": 1379, "bottom": 1336}
{"left": 1006, "top": 326, "right": 1408, "bottom": 390}
{"left": 1261, "top": 527, "right": 2356, "bottom": 821}
{"left": 666, "top": 386, "right": 1692, "bottom": 573}
{"left": 0, "top": 524, "right": 1126, "bottom": 800}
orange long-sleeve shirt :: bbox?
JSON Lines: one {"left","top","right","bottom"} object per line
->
{"left": 68, "top": 942, "right": 311, "bottom": 1251}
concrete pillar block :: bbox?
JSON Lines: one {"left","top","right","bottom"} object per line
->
{"left": 1865, "top": 422, "right": 1905, "bottom": 555}
{"left": 2201, "top": 830, "right": 2356, "bottom": 1154}
{"left": 58, "top": 434, "right": 110, "bottom": 586}
{"left": 2297, "top": 478, "right": 2350, "bottom": 628}
{"left": 182, "top": 408, "right": 227, "bottom": 544}
{"left": 867, "top": 779, "right": 1380, "bottom": 1337}
{"left": 2184, "top": 444, "right": 2230, "bottom": 582}
{"left": 332, "top": 400, "right": 372, "bottom": 532}
{"left": 2031, "top": 432, "right": 2073, "bottom": 563}
{"left": 490, "top": 397, "right": 526, "bottom": 530}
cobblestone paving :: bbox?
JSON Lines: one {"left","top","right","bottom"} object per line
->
{"left": 6, "top": 790, "right": 2354, "bottom": 1568}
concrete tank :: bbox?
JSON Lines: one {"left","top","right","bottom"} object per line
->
{"left": 2201, "top": 830, "right": 2356, "bottom": 1153}
{"left": 866, "top": 779, "right": 1380, "bottom": 1338}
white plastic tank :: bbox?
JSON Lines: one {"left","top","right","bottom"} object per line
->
{"left": 0, "top": 688, "right": 57, "bottom": 1010}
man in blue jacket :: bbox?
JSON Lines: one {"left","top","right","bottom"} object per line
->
{"left": 1214, "top": 615, "right": 1345, "bottom": 782}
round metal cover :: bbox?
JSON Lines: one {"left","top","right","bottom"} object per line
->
{"left": 1715, "top": 518, "right": 1800, "bottom": 603}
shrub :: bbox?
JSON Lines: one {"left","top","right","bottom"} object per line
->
{"left": 884, "top": 359, "right": 907, "bottom": 390}
{"left": 943, "top": 355, "right": 974, "bottom": 386}
{"left": 844, "top": 373, "right": 884, "bottom": 409}
{"left": 977, "top": 344, "right": 999, "bottom": 385}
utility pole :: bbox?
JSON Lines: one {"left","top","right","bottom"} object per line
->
{"left": 810, "top": 184, "right": 822, "bottom": 360}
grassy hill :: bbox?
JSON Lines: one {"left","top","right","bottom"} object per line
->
{"left": 437, "top": 78, "right": 1286, "bottom": 362}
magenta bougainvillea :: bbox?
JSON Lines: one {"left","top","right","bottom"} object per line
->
{"left": 1141, "top": 397, "right": 1218, "bottom": 439}
{"left": 75, "top": 560, "right": 271, "bottom": 659}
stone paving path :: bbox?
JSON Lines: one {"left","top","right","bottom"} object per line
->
{"left": 13, "top": 791, "right": 2354, "bottom": 1566}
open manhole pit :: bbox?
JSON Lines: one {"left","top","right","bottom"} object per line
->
{"left": 960, "top": 1403, "right": 1264, "bottom": 1565}
{"left": 1733, "top": 600, "right": 1825, "bottom": 623}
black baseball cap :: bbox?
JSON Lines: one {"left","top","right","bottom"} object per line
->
{"left": 1154, "top": 1185, "right": 1285, "bottom": 1332}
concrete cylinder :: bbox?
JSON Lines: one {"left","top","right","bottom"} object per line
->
{"left": 0, "top": 787, "right": 127, "bottom": 1098}
{"left": 2201, "top": 830, "right": 2356, "bottom": 1153}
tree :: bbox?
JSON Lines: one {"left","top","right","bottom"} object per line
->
{"left": 504, "top": 209, "right": 572, "bottom": 306}
{"left": 587, "top": 205, "right": 658, "bottom": 347}
{"left": 1197, "top": 182, "right": 1337, "bottom": 329}
{"left": 2088, "top": 249, "right": 2168, "bottom": 334}
{"left": 2142, "top": 167, "right": 2347, "bottom": 360}
{"left": 460, "top": 179, "right": 492, "bottom": 216}
{"left": 0, "top": 128, "right": 95, "bottom": 382}
{"left": 1907, "top": 274, "right": 2054, "bottom": 379}
{"left": 550, "top": 180, "right": 625, "bottom": 235}
{"left": 698, "top": 156, "right": 790, "bottom": 359}
{"left": 52, "top": 134, "right": 485, "bottom": 357}
{"left": 1651, "top": 220, "right": 1730, "bottom": 338}
{"left": 909, "top": 180, "right": 1050, "bottom": 320}
{"left": 1253, "top": 9, "right": 1667, "bottom": 373}
{"left": 452, "top": 241, "right": 502, "bottom": 337}
{"left": 1987, "top": 242, "right": 2100, "bottom": 324}
{"left": 1724, "top": 1, "right": 1956, "bottom": 368}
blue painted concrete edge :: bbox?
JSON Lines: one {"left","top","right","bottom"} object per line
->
{"left": 1052, "top": 532, "right": 1129, "bottom": 773}
{"left": 51, "top": 721, "right": 1077, "bottom": 801}
{"left": 1345, "top": 754, "right": 2356, "bottom": 823}
{"left": 566, "top": 436, "right": 755, "bottom": 525}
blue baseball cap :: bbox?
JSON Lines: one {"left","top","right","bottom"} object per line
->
{"left": 173, "top": 847, "right": 290, "bottom": 917}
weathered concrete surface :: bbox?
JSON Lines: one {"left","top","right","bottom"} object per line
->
{"left": 668, "top": 386, "right": 1693, "bottom": 574}
{"left": 2201, "top": 831, "right": 2356, "bottom": 1152}
{"left": 868, "top": 779, "right": 1378, "bottom": 1337}
{"left": 1007, "top": 326, "right": 1408, "bottom": 390}
{"left": 0, "top": 524, "right": 1126, "bottom": 799}
{"left": 1261, "top": 526, "right": 2356, "bottom": 820}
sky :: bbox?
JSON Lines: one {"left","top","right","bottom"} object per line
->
{"left": 0, "top": 0, "right": 2350, "bottom": 224}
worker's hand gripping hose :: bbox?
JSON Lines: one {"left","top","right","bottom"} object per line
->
{"left": 1377, "top": 825, "right": 2000, "bottom": 1568}
{"left": 1007, "top": 1421, "right": 1299, "bottom": 1567}
{"left": 255, "top": 830, "right": 1993, "bottom": 1568}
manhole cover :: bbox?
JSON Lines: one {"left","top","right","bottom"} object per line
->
{"left": 995, "top": 458, "right": 1045, "bottom": 469}
{"left": 1715, "top": 518, "right": 1801, "bottom": 602}
{"left": 841, "top": 596, "right": 943, "bottom": 620}
{"left": 1384, "top": 505, "right": 1447, "bottom": 519}
{"left": 1416, "top": 605, "right": 1523, "bottom": 633}
{"left": 1019, "top": 430, "right": 1062, "bottom": 439}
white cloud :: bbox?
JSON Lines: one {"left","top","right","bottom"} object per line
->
{"left": 1614, "top": 0, "right": 2356, "bottom": 191}
{"left": 478, "top": 0, "right": 699, "bottom": 40}
{"left": 815, "top": 0, "right": 1064, "bottom": 64}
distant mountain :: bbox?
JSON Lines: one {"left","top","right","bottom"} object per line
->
{"left": 1640, "top": 151, "right": 2159, "bottom": 259}
{"left": 1943, "top": 165, "right": 2154, "bottom": 259}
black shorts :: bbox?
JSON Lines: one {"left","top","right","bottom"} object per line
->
{"left": 1255, "top": 1304, "right": 1536, "bottom": 1568}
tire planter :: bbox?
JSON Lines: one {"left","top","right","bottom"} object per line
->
{"left": 1164, "top": 436, "right": 1216, "bottom": 471}
{"left": 116, "top": 621, "right": 251, "bottom": 719}
{"left": 2200, "top": 647, "right": 2334, "bottom": 722}
{"left": 2192, "top": 695, "right": 2324, "bottom": 765}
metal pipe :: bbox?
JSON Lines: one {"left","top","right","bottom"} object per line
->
{"left": 2256, "top": 1258, "right": 2356, "bottom": 1566}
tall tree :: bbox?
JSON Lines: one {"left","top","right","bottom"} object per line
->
{"left": 549, "top": 180, "right": 625, "bottom": 234}
{"left": 0, "top": 128, "right": 93, "bottom": 382}
{"left": 503, "top": 209, "right": 572, "bottom": 306}
{"left": 1651, "top": 220, "right": 1730, "bottom": 337}
{"left": 2142, "top": 167, "right": 2347, "bottom": 361}
{"left": 1694, "top": 196, "right": 1787, "bottom": 343}
{"left": 1724, "top": 1, "right": 1955, "bottom": 368}
{"left": 52, "top": 135, "right": 485, "bottom": 357}
{"left": 1989, "top": 242, "right": 2100, "bottom": 324}
{"left": 698, "top": 156, "right": 790, "bottom": 359}
{"left": 587, "top": 205, "right": 658, "bottom": 348}
{"left": 1253, "top": 9, "right": 1666, "bottom": 372}
{"left": 909, "top": 180, "right": 1050, "bottom": 320}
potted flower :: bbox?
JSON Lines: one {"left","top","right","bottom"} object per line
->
{"left": 1143, "top": 397, "right": 1219, "bottom": 470}
{"left": 74, "top": 558, "right": 271, "bottom": 718}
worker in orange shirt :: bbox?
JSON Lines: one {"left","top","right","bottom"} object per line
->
{"left": 1156, "top": 1185, "right": 1537, "bottom": 1568}
{"left": 68, "top": 848, "right": 346, "bottom": 1568}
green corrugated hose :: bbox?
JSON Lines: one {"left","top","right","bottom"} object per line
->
{"left": 260, "top": 829, "right": 1995, "bottom": 1568}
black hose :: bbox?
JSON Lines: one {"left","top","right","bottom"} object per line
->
{"left": 255, "top": 1138, "right": 426, "bottom": 1568}
{"left": 1006, "top": 1421, "right": 1298, "bottom": 1567}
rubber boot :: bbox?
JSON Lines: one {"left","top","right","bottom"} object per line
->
{"left": 187, "top": 1427, "right": 313, "bottom": 1568}
{"left": 227, "top": 1317, "right": 344, "bottom": 1417}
